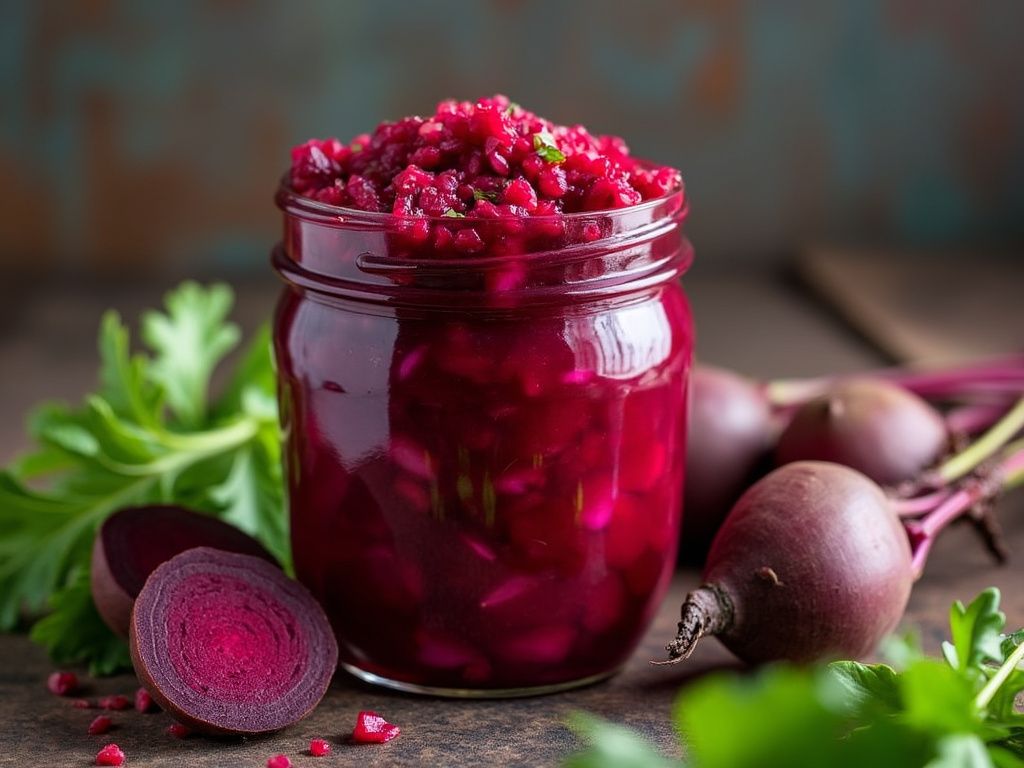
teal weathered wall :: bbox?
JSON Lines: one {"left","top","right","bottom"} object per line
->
{"left": 2, "top": 1, "right": 1023, "bottom": 271}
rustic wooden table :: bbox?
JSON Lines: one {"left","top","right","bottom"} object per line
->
{"left": 0, "top": 269, "right": 1020, "bottom": 767}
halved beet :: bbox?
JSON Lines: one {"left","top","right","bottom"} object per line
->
{"left": 130, "top": 547, "right": 338, "bottom": 735}
{"left": 91, "top": 505, "right": 277, "bottom": 637}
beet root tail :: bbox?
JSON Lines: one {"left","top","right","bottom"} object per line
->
{"left": 652, "top": 585, "right": 733, "bottom": 665}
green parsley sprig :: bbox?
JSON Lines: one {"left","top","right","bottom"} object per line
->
{"left": 567, "top": 588, "right": 1024, "bottom": 768}
{"left": 0, "top": 282, "right": 287, "bottom": 674}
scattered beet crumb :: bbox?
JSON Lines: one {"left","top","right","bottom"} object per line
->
{"left": 266, "top": 755, "right": 292, "bottom": 768}
{"left": 72, "top": 698, "right": 94, "bottom": 709}
{"left": 166, "top": 723, "right": 190, "bottom": 739}
{"left": 99, "top": 695, "right": 132, "bottom": 711}
{"left": 95, "top": 743, "right": 125, "bottom": 766}
{"left": 134, "top": 687, "right": 158, "bottom": 713}
{"left": 88, "top": 715, "right": 113, "bottom": 736}
{"left": 47, "top": 670, "right": 78, "bottom": 696}
{"left": 352, "top": 710, "right": 401, "bottom": 744}
{"left": 309, "top": 738, "right": 331, "bottom": 757}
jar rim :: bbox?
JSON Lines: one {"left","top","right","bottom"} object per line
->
{"left": 275, "top": 172, "right": 687, "bottom": 227}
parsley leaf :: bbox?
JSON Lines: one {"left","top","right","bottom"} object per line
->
{"left": 533, "top": 130, "right": 566, "bottom": 164}
{"left": 0, "top": 283, "right": 287, "bottom": 673}
{"left": 443, "top": 209, "right": 466, "bottom": 218}
{"left": 142, "top": 281, "right": 240, "bottom": 429}
{"left": 943, "top": 588, "right": 1006, "bottom": 679}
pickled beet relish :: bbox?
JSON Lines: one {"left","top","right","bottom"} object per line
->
{"left": 289, "top": 95, "right": 681, "bottom": 256}
{"left": 276, "top": 97, "right": 691, "bottom": 691}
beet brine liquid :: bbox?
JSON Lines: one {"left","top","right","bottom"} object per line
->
{"left": 272, "top": 96, "right": 693, "bottom": 696}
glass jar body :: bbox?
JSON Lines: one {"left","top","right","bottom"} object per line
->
{"left": 273, "top": 193, "right": 692, "bottom": 695}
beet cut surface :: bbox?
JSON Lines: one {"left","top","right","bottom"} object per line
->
{"left": 92, "top": 505, "right": 277, "bottom": 637}
{"left": 130, "top": 548, "right": 338, "bottom": 735}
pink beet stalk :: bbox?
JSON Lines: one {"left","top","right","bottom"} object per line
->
{"left": 906, "top": 441, "right": 1024, "bottom": 576}
{"left": 766, "top": 354, "right": 1024, "bottom": 408}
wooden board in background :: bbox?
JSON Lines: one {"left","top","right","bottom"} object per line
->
{"left": 798, "top": 248, "right": 1024, "bottom": 364}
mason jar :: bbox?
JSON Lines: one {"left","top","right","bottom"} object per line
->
{"left": 272, "top": 179, "right": 692, "bottom": 696}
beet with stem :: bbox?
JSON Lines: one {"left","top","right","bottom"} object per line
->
{"left": 676, "top": 462, "right": 913, "bottom": 664}
{"left": 92, "top": 505, "right": 277, "bottom": 637}
{"left": 661, "top": 409, "right": 1024, "bottom": 666}
{"left": 774, "top": 379, "right": 949, "bottom": 486}
{"left": 130, "top": 547, "right": 337, "bottom": 735}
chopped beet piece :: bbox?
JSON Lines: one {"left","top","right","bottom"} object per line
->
{"left": 88, "top": 715, "right": 113, "bottom": 735}
{"left": 266, "top": 756, "right": 292, "bottom": 768}
{"left": 47, "top": 670, "right": 78, "bottom": 696}
{"left": 95, "top": 743, "right": 125, "bottom": 766}
{"left": 166, "top": 723, "right": 190, "bottom": 739}
{"left": 309, "top": 738, "right": 331, "bottom": 757}
{"left": 134, "top": 687, "right": 158, "bottom": 713}
{"left": 288, "top": 95, "right": 682, "bottom": 222}
{"left": 129, "top": 548, "right": 337, "bottom": 735}
{"left": 99, "top": 695, "right": 131, "bottom": 711}
{"left": 352, "top": 711, "right": 401, "bottom": 744}
{"left": 92, "top": 505, "right": 277, "bottom": 637}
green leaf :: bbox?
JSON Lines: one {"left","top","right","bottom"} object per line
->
{"left": 1001, "top": 631, "right": 1024, "bottom": 661}
{"left": 944, "top": 589, "right": 1006, "bottom": 676}
{"left": 564, "top": 713, "right": 680, "bottom": 768}
{"left": 827, "top": 661, "right": 901, "bottom": 715}
{"left": 442, "top": 209, "right": 466, "bottom": 218}
{"left": 674, "top": 667, "right": 849, "bottom": 768}
{"left": 923, "top": 734, "right": 994, "bottom": 768}
{"left": 208, "top": 442, "right": 289, "bottom": 569}
{"left": 141, "top": 282, "right": 240, "bottom": 428}
{"left": 533, "top": 130, "right": 566, "bottom": 164}
{"left": 98, "top": 311, "right": 163, "bottom": 426}
{"left": 900, "top": 659, "right": 983, "bottom": 735}
{"left": 473, "top": 189, "right": 498, "bottom": 202}
{"left": 29, "top": 570, "right": 131, "bottom": 676}
{"left": 214, "top": 324, "right": 276, "bottom": 419}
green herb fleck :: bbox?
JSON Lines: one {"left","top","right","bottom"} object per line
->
{"left": 443, "top": 209, "right": 466, "bottom": 218}
{"left": 533, "top": 130, "right": 566, "bottom": 164}
{"left": 473, "top": 189, "right": 498, "bottom": 202}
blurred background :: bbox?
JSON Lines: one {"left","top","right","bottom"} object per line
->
{"left": 3, "top": 0, "right": 1024, "bottom": 276}
{"left": 0, "top": 0, "right": 1021, "bottom": 457}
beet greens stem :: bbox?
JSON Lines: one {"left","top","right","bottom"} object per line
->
{"left": 936, "top": 397, "right": 1024, "bottom": 484}
{"left": 892, "top": 488, "right": 954, "bottom": 518}
{"left": 975, "top": 633, "right": 1024, "bottom": 710}
{"left": 907, "top": 443, "right": 1024, "bottom": 578}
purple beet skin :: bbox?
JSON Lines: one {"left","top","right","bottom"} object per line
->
{"left": 774, "top": 379, "right": 949, "bottom": 486}
{"left": 91, "top": 505, "right": 277, "bottom": 637}
{"left": 681, "top": 365, "right": 775, "bottom": 561}
{"left": 130, "top": 547, "right": 337, "bottom": 735}
{"left": 664, "top": 461, "right": 913, "bottom": 665}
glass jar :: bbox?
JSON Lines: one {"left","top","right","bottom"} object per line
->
{"left": 272, "top": 181, "right": 693, "bottom": 697}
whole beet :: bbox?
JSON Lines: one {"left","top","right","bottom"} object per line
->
{"left": 663, "top": 461, "right": 913, "bottom": 665}
{"left": 774, "top": 379, "right": 948, "bottom": 486}
{"left": 682, "top": 365, "right": 774, "bottom": 560}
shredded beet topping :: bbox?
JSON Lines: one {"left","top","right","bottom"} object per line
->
{"left": 289, "top": 95, "right": 681, "bottom": 220}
